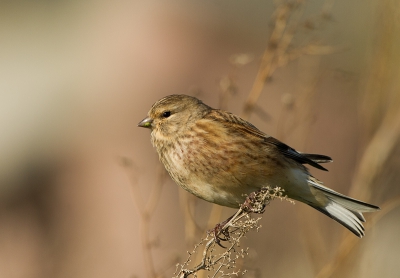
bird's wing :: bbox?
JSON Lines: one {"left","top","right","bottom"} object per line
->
{"left": 207, "top": 109, "right": 332, "bottom": 171}
{"left": 299, "top": 153, "right": 332, "bottom": 164}
{"left": 263, "top": 137, "right": 331, "bottom": 171}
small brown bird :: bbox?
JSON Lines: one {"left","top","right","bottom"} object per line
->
{"left": 138, "top": 94, "right": 379, "bottom": 237}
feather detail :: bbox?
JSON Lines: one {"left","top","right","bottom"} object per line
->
{"left": 308, "top": 177, "right": 380, "bottom": 237}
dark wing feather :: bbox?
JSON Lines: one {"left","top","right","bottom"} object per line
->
{"left": 300, "top": 153, "right": 332, "bottom": 164}
{"left": 264, "top": 137, "right": 331, "bottom": 171}
{"left": 207, "top": 109, "right": 331, "bottom": 171}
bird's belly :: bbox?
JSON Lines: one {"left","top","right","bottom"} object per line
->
{"left": 181, "top": 177, "right": 252, "bottom": 208}
{"left": 180, "top": 166, "right": 317, "bottom": 208}
{"left": 164, "top": 143, "right": 315, "bottom": 208}
{"left": 165, "top": 153, "right": 255, "bottom": 207}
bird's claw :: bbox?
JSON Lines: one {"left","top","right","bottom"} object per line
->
{"left": 241, "top": 190, "right": 266, "bottom": 214}
{"left": 208, "top": 217, "right": 232, "bottom": 248}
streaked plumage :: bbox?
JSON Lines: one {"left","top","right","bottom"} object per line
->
{"left": 138, "top": 94, "right": 380, "bottom": 237}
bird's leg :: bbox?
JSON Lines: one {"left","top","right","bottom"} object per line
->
{"left": 208, "top": 188, "right": 268, "bottom": 247}
{"left": 208, "top": 215, "right": 233, "bottom": 248}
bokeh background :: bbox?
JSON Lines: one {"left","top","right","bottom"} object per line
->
{"left": 1, "top": 0, "right": 399, "bottom": 277}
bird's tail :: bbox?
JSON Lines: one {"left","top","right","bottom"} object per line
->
{"left": 308, "top": 178, "right": 380, "bottom": 237}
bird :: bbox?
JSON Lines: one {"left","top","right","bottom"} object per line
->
{"left": 138, "top": 94, "right": 380, "bottom": 237}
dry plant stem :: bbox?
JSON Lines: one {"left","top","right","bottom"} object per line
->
{"left": 175, "top": 187, "right": 290, "bottom": 278}
{"left": 178, "top": 208, "right": 248, "bottom": 278}
{"left": 350, "top": 98, "right": 400, "bottom": 202}
{"left": 242, "top": 2, "right": 293, "bottom": 119}
{"left": 315, "top": 195, "right": 400, "bottom": 278}
{"left": 179, "top": 192, "right": 202, "bottom": 245}
{"left": 188, "top": 209, "right": 246, "bottom": 277}
{"left": 353, "top": 0, "right": 400, "bottom": 201}
{"left": 242, "top": 1, "right": 337, "bottom": 120}
{"left": 128, "top": 165, "right": 167, "bottom": 278}
{"left": 316, "top": 74, "right": 400, "bottom": 277}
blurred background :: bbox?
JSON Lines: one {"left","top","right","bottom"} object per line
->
{"left": 0, "top": 0, "right": 399, "bottom": 277}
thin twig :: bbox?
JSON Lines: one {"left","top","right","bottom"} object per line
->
{"left": 242, "top": 1, "right": 340, "bottom": 121}
{"left": 122, "top": 158, "right": 167, "bottom": 278}
{"left": 242, "top": 2, "right": 294, "bottom": 119}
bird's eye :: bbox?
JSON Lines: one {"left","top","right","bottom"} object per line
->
{"left": 162, "top": 111, "right": 171, "bottom": 118}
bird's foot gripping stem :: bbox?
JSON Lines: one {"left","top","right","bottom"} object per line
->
{"left": 240, "top": 190, "right": 267, "bottom": 214}
{"left": 208, "top": 188, "right": 272, "bottom": 247}
{"left": 207, "top": 215, "right": 233, "bottom": 248}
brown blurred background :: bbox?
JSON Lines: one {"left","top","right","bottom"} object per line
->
{"left": 0, "top": 0, "right": 399, "bottom": 277}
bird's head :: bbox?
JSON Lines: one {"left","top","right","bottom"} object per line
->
{"left": 138, "top": 94, "right": 210, "bottom": 139}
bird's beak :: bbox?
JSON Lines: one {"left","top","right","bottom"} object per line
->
{"left": 138, "top": 117, "right": 153, "bottom": 129}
